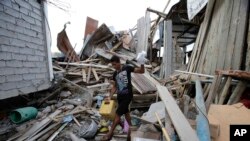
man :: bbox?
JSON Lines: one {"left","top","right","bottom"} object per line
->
{"left": 103, "top": 53, "right": 146, "bottom": 140}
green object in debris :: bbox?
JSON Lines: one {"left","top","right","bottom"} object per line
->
{"left": 10, "top": 107, "right": 38, "bottom": 124}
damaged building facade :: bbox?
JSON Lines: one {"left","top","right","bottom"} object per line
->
{"left": 0, "top": 0, "right": 53, "bottom": 99}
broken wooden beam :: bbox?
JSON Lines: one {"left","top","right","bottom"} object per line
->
{"left": 156, "top": 85, "right": 199, "bottom": 141}
{"left": 216, "top": 69, "right": 250, "bottom": 80}
{"left": 58, "top": 62, "right": 111, "bottom": 69}
{"left": 175, "top": 70, "right": 214, "bottom": 78}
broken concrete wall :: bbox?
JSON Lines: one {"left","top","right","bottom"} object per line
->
{"left": 0, "top": 0, "right": 51, "bottom": 99}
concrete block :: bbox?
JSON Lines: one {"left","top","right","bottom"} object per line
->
{"left": 29, "top": 68, "right": 41, "bottom": 73}
{"left": 36, "top": 73, "right": 46, "bottom": 79}
{"left": 17, "top": 33, "right": 31, "bottom": 42}
{"left": 21, "top": 13, "right": 35, "bottom": 24}
{"left": 0, "top": 35, "right": 10, "bottom": 45}
{"left": 6, "top": 23, "right": 24, "bottom": 34}
{"left": 0, "top": 89, "right": 19, "bottom": 100}
{"left": 16, "top": 80, "right": 31, "bottom": 88}
{"left": 35, "top": 19, "right": 42, "bottom": 27}
{"left": 0, "top": 82, "right": 17, "bottom": 90}
{"left": 19, "top": 47, "right": 34, "bottom": 55}
{"left": 0, "top": 52, "right": 12, "bottom": 60}
{"left": 27, "top": 55, "right": 40, "bottom": 61}
{"left": 30, "top": 24, "right": 42, "bottom": 33}
{"left": 0, "top": 4, "right": 4, "bottom": 11}
{"left": 0, "top": 0, "right": 12, "bottom": 7}
{"left": 6, "top": 74, "right": 23, "bottom": 82}
{"left": 10, "top": 38, "right": 26, "bottom": 47}
{"left": 25, "top": 42, "right": 40, "bottom": 50}
{"left": 4, "top": 5, "right": 20, "bottom": 18}
{"left": 0, "top": 12, "right": 16, "bottom": 24}
{"left": 20, "top": 7, "right": 29, "bottom": 15}
{"left": 35, "top": 62, "right": 46, "bottom": 67}
{"left": 23, "top": 62, "right": 36, "bottom": 67}
{"left": 40, "top": 67, "right": 47, "bottom": 73}
{"left": 29, "top": 0, "right": 41, "bottom": 9}
{"left": 30, "top": 37, "right": 43, "bottom": 45}
{"left": 6, "top": 60, "right": 23, "bottom": 67}
{"left": 38, "top": 56, "right": 45, "bottom": 61}
{"left": 0, "top": 61, "right": 6, "bottom": 67}
{"left": 33, "top": 8, "right": 41, "bottom": 16}
{"left": 23, "top": 73, "right": 36, "bottom": 80}
{"left": 0, "top": 28, "right": 16, "bottom": 37}
{"left": 12, "top": 3, "right": 20, "bottom": 11}
{"left": 0, "top": 68, "right": 15, "bottom": 75}
{"left": 14, "top": 68, "right": 29, "bottom": 74}
{"left": 0, "top": 76, "right": 6, "bottom": 83}
{"left": 37, "top": 82, "right": 51, "bottom": 91}
{"left": 35, "top": 50, "right": 45, "bottom": 56}
{"left": 37, "top": 45, "right": 45, "bottom": 51}
{"left": 12, "top": 53, "right": 27, "bottom": 60}
{"left": 30, "top": 12, "right": 42, "bottom": 21}
{"left": 36, "top": 32, "right": 43, "bottom": 39}
{"left": 19, "top": 86, "right": 37, "bottom": 94}
{"left": 0, "top": 20, "right": 7, "bottom": 28}
{"left": 15, "top": 0, "right": 32, "bottom": 10}
{"left": 23, "top": 28, "right": 37, "bottom": 37}
{"left": 16, "top": 19, "right": 31, "bottom": 29}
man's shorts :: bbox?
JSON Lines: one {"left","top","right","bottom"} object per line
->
{"left": 116, "top": 98, "right": 132, "bottom": 116}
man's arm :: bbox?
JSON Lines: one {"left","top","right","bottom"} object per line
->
{"left": 133, "top": 64, "right": 145, "bottom": 74}
{"left": 109, "top": 80, "right": 117, "bottom": 98}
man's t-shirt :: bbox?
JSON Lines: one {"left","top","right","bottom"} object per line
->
{"left": 113, "top": 65, "right": 134, "bottom": 100}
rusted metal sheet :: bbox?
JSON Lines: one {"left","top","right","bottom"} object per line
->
{"left": 84, "top": 17, "right": 98, "bottom": 41}
{"left": 57, "top": 29, "right": 80, "bottom": 62}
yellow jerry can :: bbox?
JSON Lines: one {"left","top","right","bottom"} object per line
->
{"left": 99, "top": 100, "right": 117, "bottom": 120}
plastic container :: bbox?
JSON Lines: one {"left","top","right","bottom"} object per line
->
{"left": 10, "top": 107, "right": 38, "bottom": 124}
{"left": 99, "top": 100, "right": 117, "bottom": 120}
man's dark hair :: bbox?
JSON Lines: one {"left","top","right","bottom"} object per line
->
{"left": 110, "top": 55, "right": 120, "bottom": 63}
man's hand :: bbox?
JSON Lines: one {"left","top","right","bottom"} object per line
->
{"left": 104, "top": 96, "right": 111, "bottom": 104}
{"left": 136, "top": 51, "right": 147, "bottom": 65}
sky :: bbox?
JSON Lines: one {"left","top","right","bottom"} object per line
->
{"left": 46, "top": 0, "right": 180, "bottom": 54}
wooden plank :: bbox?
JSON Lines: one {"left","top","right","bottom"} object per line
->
{"left": 205, "top": 75, "right": 222, "bottom": 110}
{"left": 156, "top": 85, "right": 199, "bottom": 141}
{"left": 246, "top": 11, "right": 250, "bottom": 71}
{"left": 231, "top": 0, "right": 249, "bottom": 69}
{"left": 87, "top": 67, "right": 92, "bottom": 83}
{"left": 92, "top": 68, "right": 99, "bottom": 81}
{"left": 17, "top": 110, "right": 62, "bottom": 141}
{"left": 82, "top": 69, "right": 87, "bottom": 82}
{"left": 218, "top": 77, "right": 232, "bottom": 104}
{"left": 195, "top": 80, "right": 211, "bottom": 141}
{"left": 216, "top": 69, "right": 250, "bottom": 80}
{"left": 175, "top": 70, "right": 214, "bottom": 78}
{"left": 215, "top": 0, "right": 233, "bottom": 72}
{"left": 58, "top": 62, "right": 110, "bottom": 69}
{"left": 227, "top": 81, "right": 247, "bottom": 105}
{"left": 155, "top": 112, "right": 171, "bottom": 141}
{"left": 86, "top": 83, "right": 110, "bottom": 89}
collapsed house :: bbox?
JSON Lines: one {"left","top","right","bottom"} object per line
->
{"left": 0, "top": 0, "right": 250, "bottom": 141}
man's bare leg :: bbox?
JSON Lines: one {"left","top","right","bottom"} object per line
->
{"left": 125, "top": 112, "right": 132, "bottom": 141}
{"left": 104, "top": 114, "right": 121, "bottom": 140}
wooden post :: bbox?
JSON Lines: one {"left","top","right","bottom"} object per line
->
{"left": 218, "top": 77, "right": 232, "bottom": 104}
{"left": 227, "top": 81, "right": 246, "bottom": 105}
{"left": 160, "top": 20, "right": 173, "bottom": 79}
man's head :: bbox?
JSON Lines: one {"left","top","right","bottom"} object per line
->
{"left": 110, "top": 55, "right": 121, "bottom": 70}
